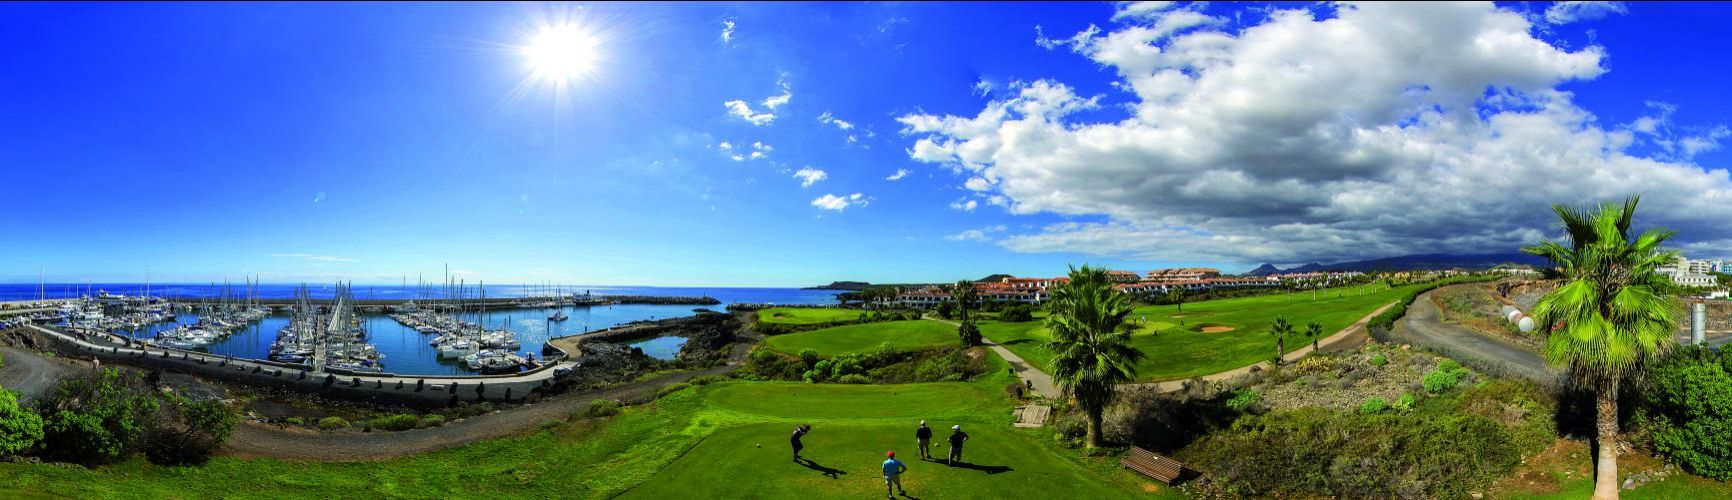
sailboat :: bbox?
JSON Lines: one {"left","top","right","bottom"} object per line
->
{"left": 549, "top": 310, "right": 568, "bottom": 321}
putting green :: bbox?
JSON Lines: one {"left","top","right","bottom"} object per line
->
{"left": 757, "top": 307, "right": 861, "bottom": 325}
{"left": 764, "top": 320, "right": 957, "bottom": 356}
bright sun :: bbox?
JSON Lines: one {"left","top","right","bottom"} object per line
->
{"left": 522, "top": 24, "right": 597, "bottom": 83}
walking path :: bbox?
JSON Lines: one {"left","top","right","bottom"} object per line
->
{"left": 928, "top": 302, "right": 1394, "bottom": 397}
{"left": 1392, "top": 287, "right": 1554, "bottom": 382}
{"left": 0, "top": 345, "right": 86, "bottom": 402}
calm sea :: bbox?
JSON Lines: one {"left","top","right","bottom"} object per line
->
{"left": 5, "top": 283, "right": 838, "bottom": 376}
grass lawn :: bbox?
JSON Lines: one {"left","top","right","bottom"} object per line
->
{"left": 985, "top": 282, "right": 1425, "bottom": 382}
{"left": 765, "top": 320, "right": 958, "bottom": 356}
{"left": 757, "top": 307, "right": 861, "bottom": 325}
{"left": 0, "top": 348, "right": 1164, "bottom": 499}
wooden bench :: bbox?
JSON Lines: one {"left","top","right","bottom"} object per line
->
{"left": 1121, "top": 446, "right": 1188, "bottom": 484}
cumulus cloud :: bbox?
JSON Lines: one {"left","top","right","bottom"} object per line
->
{"left": 899, "top": 2, "right": 1732, "bottom": 266}
{"left": 818, "top": 111, "right": 855, "bottom": 130}
{"left": 1545, "top": 1, "right": 1628, "bottom": 25}
{"left": 949, "top": 198, "right": 979, "bottom": 212}
{"left": 885, "top": 168, "right": 911, "bottom": 181}
{"left": 793, "top": 167, "right": 828, "bottom": 187}
{"left": 812, "top": 193, "right": 869, "bottom": 211}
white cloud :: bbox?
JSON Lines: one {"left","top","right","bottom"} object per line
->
{"left": 812, "top": 192, "right": 869, "bottom": 211}
{"left": 1111, "top": 1, "right": 1176, "bottom": 21}
{"left": 973, "top": 79, "right": 994, "bottom": 97}
{"left": 721, "top": 19, "right": 737, "bottom": 45}
{"left": 885, "top": 168, "right": 910, "bottom": 181}
{"left": 964, "top": 176, "right": 992, "bottom": 191}
{"left": 724, "top": 100, "right": 775, "bottom": 126}
{"left": 717, "top": 141, "right": 733, "bottom": 150}
{"left": 945, "top": 224, "right": 1008, "bottom": 242}
{"left": 900, "top": 2, "right": 1732, "bottom": 266}
{"left": 271, "top": 253, "right": 357, "bottom": 263}
{"left": 949, "top": 198, "right": 979, "bottom": 212}
{"left": 763, "top": 77, "right": 793, "bottom": 110}
{"left": 818, "top": 111, "right": 855, "bottom": 130}
{"left": 793, "top": 167, "right": 828, "bottom": 187}
{"left": 1545, "top": 1, "right": 1628, "bottom": 25}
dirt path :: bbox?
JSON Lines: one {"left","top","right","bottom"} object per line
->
{"left": 0, "top": 346, "right": 87, "bottom": 402}
{"left": 1393, "top": 287, "right": 1555, "bottom": 382}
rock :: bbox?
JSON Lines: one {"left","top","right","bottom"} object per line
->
{"left": 1470, "top": 492, "right": 1483, "bottom": 499}
{"left": 1623, "top": 478, "right": 1635, "bottom": 490}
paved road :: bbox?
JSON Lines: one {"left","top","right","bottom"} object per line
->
{"left": 1394, "top": 287, "right": 1555, "bottom": 382}
{"left": 925, "top": 316, "right": 1058, "bottom": 397}
{"left": 0, "top": 346, "right": 84, "bottom": 402}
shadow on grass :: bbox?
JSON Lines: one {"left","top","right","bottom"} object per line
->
{"left": 1000, "top": 339, "right": 1039, "bottom": 346}
{"left": 948, "top": 461, "right": 1013, "bottom": 475}
{"left": 797, "top": 458, "right": 848, "bottom": 479}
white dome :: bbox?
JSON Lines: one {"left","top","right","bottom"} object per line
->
{"left": 1507, "top": 311, "right": 1524, "bottom": 323}
{"left": 1518, "top": 317, "right": 1536, "bottom": 333}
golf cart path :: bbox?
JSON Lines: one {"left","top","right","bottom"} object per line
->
{"left": 924, "top": 317, "right": 1058, "bottom": 398}
{"left": 929, "top": 301, "right": 1393, "bottom": 397}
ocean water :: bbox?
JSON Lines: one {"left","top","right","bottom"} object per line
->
{"left": 0, "top": 283, "right": 839, "bottom": 305}
{"left": 23, "top": 283, "right": 838, "bottom": 375}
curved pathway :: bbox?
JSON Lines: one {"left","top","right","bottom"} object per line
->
{"left": 0, "top": 345, "right": 86, "bottom": 402}
{"left": 1393, "top": 286, "right": 1554, "bottom": 382}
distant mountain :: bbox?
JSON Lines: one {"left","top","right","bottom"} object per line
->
{"left": 803, "top": 281, "right": 873, "bottom": 291}
{"left": 977, "top": 274, "right": 1015, "bottom": 283}
{"left": 1247, "top": 253, "right": 1548, "bottom": 275}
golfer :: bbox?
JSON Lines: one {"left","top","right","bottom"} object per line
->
{"left": 790, "top": 424, "right": 811, "bottom": 461}
{"left": 914, "top": 421, "right": 933, "bottom": 460}
{"left": 882, "top": 451, "right": 908, "bottom": 498}
{"left": 947, "top": 425, "right": 970, "bottom": 465}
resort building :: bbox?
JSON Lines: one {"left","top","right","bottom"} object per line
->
{"left": 1145, "top": 267, "right": 1221, "bottom": 281}
{"left": 1106, "top": 270, "right": 1143, "bottom": 283}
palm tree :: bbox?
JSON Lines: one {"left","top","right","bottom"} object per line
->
{"left": 1044, "top": 265, "right": 1147, "bottom": 448}
{"left": 949, "top": 280, "right": 982, "bottom": 346}
{"left": 1166, "top": 287, "right": 1186, "bottom": 313}
{"left": 1523, "top": 196, "right": 1679, "bottom": 500}
{"left": 1268, "top": 316, "right": 1294, "bottom": 364}
{"left": 1305, "top": 321, "right": 1323, "bottom": 352}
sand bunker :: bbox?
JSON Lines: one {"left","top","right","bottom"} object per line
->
{"left": 1201, "top": 326, "right": 1236, "bottom": 333}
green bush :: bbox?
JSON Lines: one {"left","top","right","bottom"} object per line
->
{"left": 936, "top": 302, "right": 956, "bottom": 320}
{"left": 1422, "top": 369, "right": 1461, "bottom": 393}
{"left": 1370, "top": 355, "right": 1388, "bottom": 366}
{"left": 654, "top": 382, "right": 691, "bottom": 399}
{"left": 367, "top": 414, "right": 421, "bottom": 432}
{"left": 957, "top": 321, "right": 983, "bottom": 347}
{"left": 1391, "top": 393, "right": 1416, "bottom": 412}
{"left": 420, "top": 414, "right": 446, "bottom": 428}
{"left": 1225, "top": 389, "right": 1260, "bottom": 411}
{"left": 912, "top": 348, "right": 973, "bottom": 382}
{"left": 285, "top": 416, "right": 305, "bottom": 426}
{"left": 0, "top": 388, "right": 43, "bottom": 456}
{"left": 798, "top": 348, "right": 820, "bottom": 368}
{"left": 835, "top": 374, "right": 872, "bottom": 384}
{"left": 999, "top": 304, "right": 1035, "bottom": 322}
{"left": 1637, "top": 346, "right": 1732, "bottom": 480}
{"left": 317, "top": 416, "right": 350, "bottom": 430}
{"left": 1438, "top": 358, "right": 1462, "bottom": 373}
{"left": 35, "top": 368, "right": 160, "bottom": 465}
{"left": 585, "top": 399, "right": 622, "bottom": 418}
{"left": 142, "top": 393, "right": 236, "bottom": 465}
{"left": 1359, "top": 397, "right": 1388, "bottom": 414}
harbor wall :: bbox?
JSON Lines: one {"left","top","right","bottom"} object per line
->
{"left": 21, "top": 325, "right": 577, "bottom": 409}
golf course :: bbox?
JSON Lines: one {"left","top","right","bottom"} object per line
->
{"left": 756, "top": 307, "right": 865, "bottom": 325}
{"left": 0, "top": 345, "right": 1161, "bottom": 499}
{"left": 980, "top": 282, "right": 1424, "bottom": 382}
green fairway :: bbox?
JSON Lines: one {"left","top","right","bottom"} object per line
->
{"left": 757, "top": 307, "right": 861, "bottom": 325}
{"left": 764, "top": 320, "right": 957, "bottom": 355}
{"left": 987, "top": 283, "right": 1421, "bottom": 382}
{"left": 705, "top": 381, "right": 1005, "bottom": 420}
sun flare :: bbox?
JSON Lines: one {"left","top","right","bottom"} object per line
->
{"left": 522, "top": 24, "right": 597, "bottom": 83}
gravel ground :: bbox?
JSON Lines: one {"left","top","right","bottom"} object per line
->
{"left": 0, "top": 346, "right": 86, "bottom": 402}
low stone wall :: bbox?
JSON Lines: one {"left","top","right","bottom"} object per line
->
{"left": 22, "top": 326, "right": 576, "bottom": 409}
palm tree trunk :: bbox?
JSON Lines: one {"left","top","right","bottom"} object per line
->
{"left": 1593, "top": 389, "right": 1621, "bottom": 500}
{"left": 1085, "top": 405, "right": 1104, "bottom": 448}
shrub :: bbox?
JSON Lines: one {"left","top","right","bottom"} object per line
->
{"left": 1225, "top": 389, "right": 1260, "bottom": 412}
{"left": 285, "top": 416, "right": 305, "bottom": 426}
{"left": 913, "top": 348, "right": 973, "bottom": 382}
{"left": 1370, "top": 355, "right": 1388, "bottom": 366}
{"left": 935, "top": 302, "right": 956, "bottom": 320}
{"left": 585, "top": 399, "right": 622, "bottom": 418}
{"left": 687, "top": 374, "right": 730, "bottom": 386}
{"left": 420, "top": 414, "right": 446, "bottom": 428}
{"left": 0, "top": 388, "right": 43, "bottom": 456}
{"left": 1359, "top": 397, "right": 1388, "bottom": 414}
{"left": 143, "top": 393, "right": 236, "bottom": 465}
{"left": 835, "top": 374, "right": 872, "bottom": 384}
{"left": 35, "top": 368, "right": 159, "bottom": 465}
{"left": 1422, "top": 369, "right": 1461, "bottom": 393}
{"left": 957, "top": 321, "right": 983, "bottom": 347}
{"left": 798, "top": 348, "right": 820, "bottom": 368}
{"left": 1391, "top": 393, "right": 1416, "bottom": 412}
{"left": 368, "top": 414, "right": 420, "bottom": 432}
{"left": 654, "top": 382, "right": 691, "bottom": 399}
{"left": 999, "top": 304, "right": 1035, "bottom": 322}
{"left": 317, "top": 416, "right": 350, "bottom": 430}
{"left": 1636, "top": 346, "right": 1732, "bottom": 479}
{"left": 1438, "top": 358, "right": 1462, "bottom": 373}
{"left": 1180, "top": 408, "right": 1522, "bottom": 498}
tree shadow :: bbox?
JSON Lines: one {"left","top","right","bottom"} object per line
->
{"left": 949, "top": 461, "right": 1013, "bottom": 474}
{"left": 797, "top": 458, "right": 848, "bottom": 479}
{"left": 1000, "top": 339, "right": 1037, "bottom": 346}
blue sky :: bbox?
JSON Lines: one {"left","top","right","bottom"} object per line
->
{"left": 4, "top": 2, "right": 1732, "bottom": 287}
